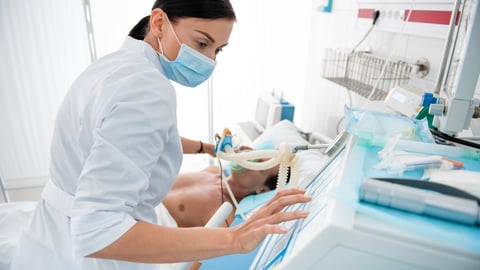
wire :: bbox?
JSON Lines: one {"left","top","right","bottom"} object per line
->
{"left": 217, "top": 158, "right": 230, "bottom": 227}
{"left": 351, "top": 10, "right": 380, "bottom": 53}
{"left": 364, "top": 6, "right": 413, "bottom": 102}
{"left": 458, "top": 136, "right": 480, "bottom": 141}
{"left": 351, "top": 25, "right": 374, "bottom": 53}
{"left": 430, "top": 128, "right": 480, "bottom": 150}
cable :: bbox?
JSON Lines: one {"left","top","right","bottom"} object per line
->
{"left": 216, "top": 155, "right": 247, "bottom": 221}
{"left": 217, "top": 159, "right": 231, "bottom": 227}
{"left": 365, "top": 5, "right": 413, "bottom": 102}
{"left": 458, "top": 136, "right": 480, "bottom": 141}
{"left": 351, "top": 10, "right": 380, "bottom": 53}
{"left": 430, "top": 128, "right": 480, "bottom": 150}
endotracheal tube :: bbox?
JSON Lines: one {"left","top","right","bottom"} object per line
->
{"left": 215, "top": 128, "right": 299, "bottom": 219}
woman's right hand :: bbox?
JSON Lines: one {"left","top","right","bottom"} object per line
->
{"left": 229, "top": 188, "right": 310, "bottom": 253}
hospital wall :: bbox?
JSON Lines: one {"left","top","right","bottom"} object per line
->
{"left": 0, "top": 0, "right": 92, "bottom": 202}
{"left": 300, "top": 0, "right": 480, "bottom": 139}
{"left": 0, "top": 0, "right": 313, "bottom": 202}
{"left": 3, "top": 0, "right": 479, "bottom": 202}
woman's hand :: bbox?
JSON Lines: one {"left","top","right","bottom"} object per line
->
{"left": 229, "top": 188, "right": 310, "bottom": 253}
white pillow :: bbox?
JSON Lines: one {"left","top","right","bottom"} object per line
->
{"left": 252, "top": 120, "right": 308, "bottom": 149}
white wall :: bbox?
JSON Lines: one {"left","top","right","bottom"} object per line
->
{"left": 301, "top": 0, "right": 478, "bottom": 139}
{"left": 0, "top": 0, "right": 92, "bottom": 201}
{"left": 90, "top": 0, "right": 311, "bottom": 134}
{"left": 213, "top": 0, "right": 312, "bottom": 129}
{"left": 90, "top": 0, "right": 312, "bottom": 170}
{"left": 0, "top": 0, "right": 313, "bottom": 201}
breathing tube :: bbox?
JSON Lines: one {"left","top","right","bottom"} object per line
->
{"left": 214, "top": 129, "right": 299, "bottom": 220}
{"left": 215, "top": 128, "right": 299, "bottom": 191}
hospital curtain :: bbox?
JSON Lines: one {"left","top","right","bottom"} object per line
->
{"left": 0, "top": 0, "right": 91, "bottom": 189}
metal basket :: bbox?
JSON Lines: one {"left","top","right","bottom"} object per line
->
{"left": 321, "top": 49, "right": 412, "bottom": 101}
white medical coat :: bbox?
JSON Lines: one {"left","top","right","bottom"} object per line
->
{"left": 10, "top": 37, "right": 183, "bottom": 270}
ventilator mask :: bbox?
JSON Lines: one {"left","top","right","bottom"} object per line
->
{"left": 157, "top": 16, "right": 216, "bottom": 87}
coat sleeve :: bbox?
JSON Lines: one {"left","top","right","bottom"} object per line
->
{"left": 70, "top": 70, "right": 178, "bottom": 257}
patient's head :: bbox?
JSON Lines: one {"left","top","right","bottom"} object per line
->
{"left": 229, "top": 160, "right": 291, "bottom": 195}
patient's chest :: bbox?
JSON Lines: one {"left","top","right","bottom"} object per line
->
{"left": 163, "top": 173, "right": 225, "bottom": 227}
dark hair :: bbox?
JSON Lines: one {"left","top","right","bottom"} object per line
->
{"left": 264, "top": 167, "right": 291, "bottom": 191}
{"left": 129, "top": 0, "right": 237, "bottom": 40}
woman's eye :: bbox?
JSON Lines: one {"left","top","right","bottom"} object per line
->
{"left": 198, "top": 41, "right": 208, "bottom": 48}
{"left": 215, "top": 48, "right": 223, "bottom": 55}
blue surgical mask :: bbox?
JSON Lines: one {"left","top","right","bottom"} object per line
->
{"left": 157, "top": 16, "right": 216, "bottom": 87}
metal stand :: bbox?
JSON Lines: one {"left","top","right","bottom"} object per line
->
{"left": 0, "top": 172, "right": 9, "bottom": 203}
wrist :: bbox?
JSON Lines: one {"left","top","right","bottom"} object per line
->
{"left": 224, "top": 228, "right": 241, "bottom": 254}
{"left": 197, "top": 140, "right": 204, "bottom": 154}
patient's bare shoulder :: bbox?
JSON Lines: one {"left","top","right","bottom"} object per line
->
{"left": 201, "top": 165, "right": 220, "bottom": 174}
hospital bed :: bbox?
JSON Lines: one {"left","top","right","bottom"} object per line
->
{"left": 203, "top": 112, "right": 480, "bottom": 270}
{"left": 0, "top": 120, "right": 322, "bottom": 270}
{"left": 5, "top": 116, "right": 477, "bottom": 270}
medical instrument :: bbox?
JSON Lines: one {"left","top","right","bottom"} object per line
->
{"left": 236, "top": 91, "right": 295, "bottom": 144}
{"left": 375, "top": 152, "right": 464, "bottom": 174}
{"left": 423, "top": 169, "right": 480, "bottom": 198}
{"left": 215, "top": 128, "right": 299, "bottom": 190}
{"left": 293, "top": 130, "right": 349, "bottom": 157}
{"left": 175, "top": 202, "right": 234, "bottom": 270}
{"left": 402, "top": 157, "right": 460, "bottom": 170}
{"left": 423, "top": 0, "right": 480, "bottom": 135}
{"left": 384, "top": 85, "right": 422, "bottom": 118}
{"left": 204, "top": 201, "right": 234, "bottom": 227}
{"left": 214, "top": 128, "right": 299, "bottom": 220}
{"left": 365, "top": 177, "right": 480, "bottom": 204}
{"left": 360, "top": 177, "right": 480, "bottom": 226}
{"left": 249, "top": 134, "right": 480, "bottom": 270}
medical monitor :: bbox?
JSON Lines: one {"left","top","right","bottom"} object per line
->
{"left": 237, "top": 92, "right": 294, "bottom": 143}
{"left": 253, "top": 93, "right": 282, "bottom": 132}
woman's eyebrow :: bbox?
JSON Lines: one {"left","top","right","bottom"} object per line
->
{"left": 195, "top": 30, "right": 215, "bottom": 43}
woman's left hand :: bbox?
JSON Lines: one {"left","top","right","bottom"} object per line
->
{"left": 228, "top": 188, "right": 310, "bottom": 253}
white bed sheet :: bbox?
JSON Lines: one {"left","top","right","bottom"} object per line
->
{"left": 0, "top": 201, "right": 36, "bottom": 270}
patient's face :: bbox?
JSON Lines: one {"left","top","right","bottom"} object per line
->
{"left": 231, "top": 161, "right": 279, "bottom": 193}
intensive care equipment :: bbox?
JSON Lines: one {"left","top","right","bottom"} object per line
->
{"left": 214, "top": 128, "right": 299, "bottom": 219}
{"left": 236, "top": 90, "right": 295, "bottom": 143}
{"left": 206, "top": 0, "right": 480, "bottom": 262}
{"left": 213, "top": 127, "right": 348, "bottom": 218}
{"left": 245, "top": 112, "right": 480, "bottom": 270}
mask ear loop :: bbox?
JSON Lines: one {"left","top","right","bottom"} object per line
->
{"left": 156, "top": 14, "right": 181, "bottom": 58}
{"left": 163, "top": 14, "right": 182, "bottom": 46}
{"left": 156, "top": 37, "right": 165, "bottom": 55}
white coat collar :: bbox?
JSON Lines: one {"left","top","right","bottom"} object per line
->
{"left": 120, "top": 36, "right": 165, "bottom": 74}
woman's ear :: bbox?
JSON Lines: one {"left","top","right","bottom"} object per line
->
{"left": 150, "top": 8, "right": 167, "bottom": 38}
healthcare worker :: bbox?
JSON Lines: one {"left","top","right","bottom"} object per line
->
{"left": 10, "top": 0, "right": 310, "bottom": 269}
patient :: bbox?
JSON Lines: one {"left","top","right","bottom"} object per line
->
{"left": 161, "top": 161, "right": 287, "bottom": 228}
